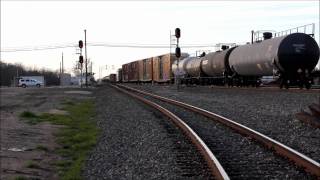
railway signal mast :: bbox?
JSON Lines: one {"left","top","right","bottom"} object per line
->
{"left": 79, "top": 40, "right": 84, "bottom": 88}
{"left": 175, "top": 28, "right": 181, "bottom": 90}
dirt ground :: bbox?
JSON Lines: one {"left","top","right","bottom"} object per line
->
{"left": 0, "top": 86, "right": 94, "bottom": 180}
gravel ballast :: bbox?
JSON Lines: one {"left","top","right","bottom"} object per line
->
{"left": 126, "top": 84, "right": 320, "bottom": 160}
{"left": 126, "top": 85, "right": 316, "bottom": 179}
{"left": 82, "top": 85, "right": 214, "bottom": 179}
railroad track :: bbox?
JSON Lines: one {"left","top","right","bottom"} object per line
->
{"left": 170, "top": 84, "right": 320, "bottom": 93}
{"left": 110, "top": 84, "right": 228, "bottom": 180}
{"left": 114, "top": 84, "right": 320, "bottom": 179}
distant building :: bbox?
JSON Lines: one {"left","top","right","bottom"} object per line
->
{"left": 71, "top": 76, "right": 85, "bottom": 86}
{"left": 69, "top": 74, "right": 95, "bottom": 86}
{"left": 71, "top": 76, "right": 80, "bottom": 86}
{"left": 60, "top": 73, "right": 71, "bottom": 86}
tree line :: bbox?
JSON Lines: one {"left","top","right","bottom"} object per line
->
{"left": 0, "top": 61, "right": 60, "bottom": 86}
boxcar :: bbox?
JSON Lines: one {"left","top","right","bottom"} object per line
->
{"left": 109, "top": 74, "right": 117, "bottom": 82}
{"left": 117, "top": 68, "right": 122, "bottom": 82}
{"left": 129, "top": 61, "right": 139, "bottom": 82}
{"left": 143, "top": 58, "right": 153, "bottom": 82}
{"left": 152, "top": 56, "right": 161, "bottom": 82}
{"left": 138, "top": 58, "right": 153, "bottom": 82}
{"left": 122, "top": 63, "right": 129, "bottom": 82}
{"left": 138, "top": 59, "right": 144, "bottom": 82}
{"left": 153, "top": 53, "right": 188, "bottom": 83}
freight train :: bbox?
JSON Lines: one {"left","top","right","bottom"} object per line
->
{"left": 117, "top": 32, "right": 320, "bottom": 89}
{"left": 120, "top": 53, "right": 189, "bottom": 83}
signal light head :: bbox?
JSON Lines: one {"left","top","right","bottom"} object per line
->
{"left": 175, "top": 47, "right": 181, "bottom": 58}
{"left": 79, "top": 55, "right": 84, "bottom": 63}
{"left": 79, "top": 40, "right": 83, "bottom": 49}
{"left": 175, "top": 28, "right": 181, "bottom": 39}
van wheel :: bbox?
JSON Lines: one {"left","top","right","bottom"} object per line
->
{"left": 36, "top": 84, "right": 41, "bottom": 88}
{"left": 22, "top": 84, "right": 26, "bottom": 88}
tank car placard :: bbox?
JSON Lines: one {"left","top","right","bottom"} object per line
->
{"left": 292, "top": 44, "right": 306, "bottom": 53}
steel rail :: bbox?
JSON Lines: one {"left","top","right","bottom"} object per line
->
{"left": 117, "top": 84, "right": 320, "bottom": 177}
{"left": 110, "top": 84, "right": 230, "bottom": 180}
{"left": 179, "top": 84, "right": 320, "bottom": 92}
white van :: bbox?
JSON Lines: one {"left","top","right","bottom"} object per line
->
{"left": 19, "top": 79, "right": 43, "bottom": 88}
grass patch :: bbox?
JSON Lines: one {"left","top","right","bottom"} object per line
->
{"left": 35, "top": 145, "right": 49, "bottom": 151}
{"left": 62, "top": 99, "right": 76, "bottom": 106}
{"left": 19, "top": 100, "right": 98, "bottom": 179}
{"left": 38, "top": 100, "right": 98, "bottom": 180}
{"left": 26, "top": 160, "right": 40, "bottom": 169}
{"left": 20, "top": 111, "right": 38, "bottom": 118}
{"left": 53, "top": 160, "right": 72, "bottom": 168}
{"left": 14, "top": 176, "right": 28, "bottom": 180}
{"left": 19, "top": 111, "right": 43, "bottom": 125}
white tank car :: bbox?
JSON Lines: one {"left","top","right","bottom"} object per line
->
{"left": 184, "top": 57, "right": 202, "bottom": 77}
{"left": 172, "top": 57, "right": 193, "bottom": 77}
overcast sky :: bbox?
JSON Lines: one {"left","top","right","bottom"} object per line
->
{"left": 1, "top": 1, "right": 319, "bottom": 78}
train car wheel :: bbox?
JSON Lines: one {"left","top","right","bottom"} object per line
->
{"left": 285, "top": 83, "right": 289, "bottom": 89}
{"left": 305, "top": 82, "right": 311, "bottom": 89}
{"left": 298, "top": 80, "right": 303, "bottom": 89}
{"left": 280, "top": 79, "right": 284, "bottom": 89}
{"left": 279, "top": 84, "right": 283, "bottom": 89}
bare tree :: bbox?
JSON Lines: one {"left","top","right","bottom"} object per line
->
{"left": 0, "top": 61, "right": 60, "bottom": 86}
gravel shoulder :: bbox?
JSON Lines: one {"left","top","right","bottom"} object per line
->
{"left": 126, "top": 84, "right": 320, "bottom": 163}
{"left": 83, "top": 85, "right": 214, "bottom": 179}
{"left": 0, "top": 86, "right": 93, "bottom": 180}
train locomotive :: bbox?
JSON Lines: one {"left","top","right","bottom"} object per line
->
{"left": 172, "top": 32, "right": 320, "bottom": 89}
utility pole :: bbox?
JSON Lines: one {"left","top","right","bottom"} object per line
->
{"left": 170, "top": 30, "right": 171, "bottom": 63}
{"left": 84, "top": 29, "right": 88, "bottom": 87}
{"left": 91, "top": 61, "right": 93, "bottom": 75}
{"left": 62, "top": 52, "right": 64, "bottom": 74}
{"left": 251, "top": 30, "right": 254, "bottom": 44}
{"left": 15, "top": 69, "right": 19, "bottom": 87}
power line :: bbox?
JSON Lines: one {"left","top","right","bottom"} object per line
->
{"left": 1, "top": 44, "right": 77, "bottom": 52}
{"left": 1, "top": 42, "right": 220, "bottom": 52}
{"left": 88, "top": 43, "right": 216, "bottom": 48}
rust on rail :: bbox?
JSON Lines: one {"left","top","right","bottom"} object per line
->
{"left": 117, "top": 84, "right": 320, "bottom": 177}
{"left": 111, "top": 84, "right": 230, "bottom": 180}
